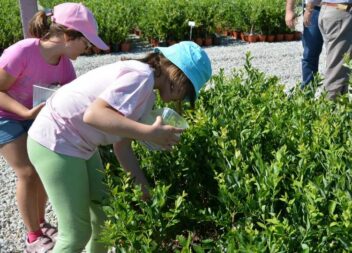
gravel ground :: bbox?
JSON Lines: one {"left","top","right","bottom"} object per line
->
{"left": 0, "top": 38, "right": 326, "bottom": 252}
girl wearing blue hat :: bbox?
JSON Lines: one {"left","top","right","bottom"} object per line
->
{"left": 26, "top": 41, "right": 212, "bottom": 252}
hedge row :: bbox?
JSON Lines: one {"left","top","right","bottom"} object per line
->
{"left": 98, "top": 54, "right": 352, "bottom": 252}
{"left": 2, "top": 0, "right": 293, "bottom": 49}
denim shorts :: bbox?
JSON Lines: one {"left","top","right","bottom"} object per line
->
{"left": 0, "top": 119, "right": 34, "bottom": 145}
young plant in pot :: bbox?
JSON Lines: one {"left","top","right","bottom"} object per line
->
{"left": 228, "top": 2, "right": 243, "bottom": 40}
{"left": 247, "top": 0, "right": 262, "bottom": 43}
{"left": 196, "top": 0, "right": 217, "bottom": 45}
{"left": 257, "top": 3, "right": 271, "bottom": 42}
{"left": 138, "top": 0, "right": 164, "bottom": 47}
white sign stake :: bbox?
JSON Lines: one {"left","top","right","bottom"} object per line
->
{"left": 188, "top": 21, "right": 195, "bottom": 40}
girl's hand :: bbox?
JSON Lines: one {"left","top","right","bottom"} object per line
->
{"left": 149, "top": 116, "right": 184, "bottom": 150}
{"left": 23, "top": 102, "right": 45, "bottom": 119}
{"left": 113, "top": 139, "right": 151, "bottom": 201}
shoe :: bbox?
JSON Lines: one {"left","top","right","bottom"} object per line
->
{"left": 24, "top": 235, "right": 54, "bottom": 253}
{"left": 40, "top": 222, "right": 58, "bottom": 243}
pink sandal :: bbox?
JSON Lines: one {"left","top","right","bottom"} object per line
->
{"left": 40, "top": 222, "right": 58, "bottom": 243}
{"left": 24, "top": 235, "right": 54, "bottom": 253}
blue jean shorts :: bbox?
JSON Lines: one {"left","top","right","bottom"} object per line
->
{"left": 0, "top": 119, "right": 34, "bottom": 145}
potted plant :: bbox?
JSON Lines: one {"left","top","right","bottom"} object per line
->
{"left": 163, "top": 1, "right": 189, "bottom": 43}
{"left": 85, "top": 0, "right": 133, "bottom": 52}
{"left": 227, "top": 0, "right": 244, "bottom": 40}
{"left": 138, "top": 0, "right": 161, "bottom": 45}
{"left": 186, "top": 0, "right": 218, "bottom": 45}
{"left": 214, "top": 0, "right": 236, "bottom": 37}
{"left": 247, "top": 0, "right": 261, "bottom": 43}
{"left": 256, "top": 2, "right": 272, "bottom": 42}
{"left": 202, "top": 0, "right": 218, "bottom": 44}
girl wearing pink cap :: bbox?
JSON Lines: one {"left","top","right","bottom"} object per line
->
{"left": 27, "top": 41, "right": 212, "bottom": 252}
{"left": 0, "top": 3, "right": 108, "bottom": 252}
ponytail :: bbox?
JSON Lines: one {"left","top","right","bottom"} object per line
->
{"left": 28, "top": 10, "right": 51, "bottom": 39}
{"left": 28, "top": 10, "right": 84, "bottom": 41}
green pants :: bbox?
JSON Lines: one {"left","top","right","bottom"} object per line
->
{"left": 27, "top": 137, "right": 108, "bottom": 253}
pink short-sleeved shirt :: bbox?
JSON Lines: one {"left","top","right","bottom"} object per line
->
{"left": 0, "top": 38, "right": 76, "bottom": 120}
{"left": 28, "top": 60, "right": 156, "bottom": 159}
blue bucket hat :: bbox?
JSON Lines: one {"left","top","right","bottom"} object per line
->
{"left": 154, "top": 41, "right": 212, "bottom": 97}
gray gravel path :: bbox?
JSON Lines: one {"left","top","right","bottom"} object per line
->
{"left": 0, "top": 39, "right": 326, "bottom": 252}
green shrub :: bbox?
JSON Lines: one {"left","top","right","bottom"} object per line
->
{"left": 186, "top": 0, "right": 220, "bottom": 38}
{"left": 100, "top": 53, "right": 352, "bottom": 252}
{"left": 138, "top": 0, "right": 190, "bottom": 42}
{"left": 0, "top": 0, "right": 22, "bottom": 49}
{"left": 265, "top": 0, "right": 286, "bottom": 34}
{"left": 0, "top": 0, "right": 289, "bottom": 50}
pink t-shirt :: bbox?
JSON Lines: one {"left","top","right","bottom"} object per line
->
{"left": 28, "top": 60, "right": 156, "bottom": 159}
{"left": 0, "top": 38, "right": 76, "bottom": 120}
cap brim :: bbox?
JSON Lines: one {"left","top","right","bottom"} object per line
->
{"left": 84, "top": 33, "right": 109, "bottom": 50}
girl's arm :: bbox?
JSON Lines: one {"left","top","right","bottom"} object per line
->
{"left": 0, "top": 68, "right": 44, "bottom": 119}
{"left": 83, "top": 98, "right": 183, "bottom": 149}
{"left": 113, "top": 139, "right": 150, "bottom": 200}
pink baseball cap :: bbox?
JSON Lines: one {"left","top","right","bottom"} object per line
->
{"left": 52, "top": 2, "right": 109, "bottom": 50}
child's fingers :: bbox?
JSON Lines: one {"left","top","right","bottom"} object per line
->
{"left": 154, "top": 116, "right": 163, "bottom": 125}
{"left": 171, "top": 127, "right": 184, "bottom": 142}
{"left": 152, "top": 116, "right": 166, "bottom": 128}
{"left": 34, "top": 102, "right": 46, "bottom": 109}
{"left": 172, "top": 127, "right": 184, "bottom": 134}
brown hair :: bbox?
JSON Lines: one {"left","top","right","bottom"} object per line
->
{"left": 124, "top": 53, "right": 196, "bottom": 108}
{"left": 28, "top": 10, "right": 84, "bottom": 41}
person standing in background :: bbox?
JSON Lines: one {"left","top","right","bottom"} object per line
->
{"left": 285, "top": 0, "right": 324, "bottom": 88}
{"left": 315, "top": 0, "right": 352, "bottom": 99}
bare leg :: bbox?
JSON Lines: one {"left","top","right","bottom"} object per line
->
{"left": 0, "top": 133, "right": 46, "bottom": 232}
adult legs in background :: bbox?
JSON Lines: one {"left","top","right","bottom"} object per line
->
{"left": 301, "top": 8, "right": 324, "bottom": 88}
{"left": 318, "top": 5, "right": 352, "bottom": 99}
{"left": 27, "top": 137, "right": 108, "bottom": 253}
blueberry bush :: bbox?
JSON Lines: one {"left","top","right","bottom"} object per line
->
{"left": 100, "top": 53, "right": 352, "bottom": 252}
